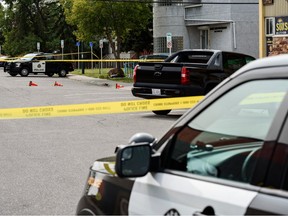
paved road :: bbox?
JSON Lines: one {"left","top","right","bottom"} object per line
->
{"left": 0, "top": 69, "right": 186, "bottom": 215}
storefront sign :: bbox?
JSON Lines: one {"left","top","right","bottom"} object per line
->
{"left": 275, "top": 16, "right": 288, "bottom": 35}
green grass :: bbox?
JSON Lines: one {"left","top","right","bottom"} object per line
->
{"left": 71, "top": 68, "right": 134, "bottom": 83}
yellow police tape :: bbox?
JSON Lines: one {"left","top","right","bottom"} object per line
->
{"left": 0, "top": 96, "right": 204, "bottom": 120}
{"left": 4, "top": 52, "right": 164, "bottom": 63}
{"left": 45, "top": 59, "right": 163, "bottom": 62}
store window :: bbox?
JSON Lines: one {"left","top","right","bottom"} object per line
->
{"left": 198, "top": 26, "right": 209, "bottom": 49}
{"left": 158, "top": 0, "right": 183, "bottom": 6}
{"left": 200, "top": 30, "right": 209, "bottom": 49}
{"left": 265, "top": 17, "right": 275, "bottom": 36}
{"left": 154, "top": 36, "right": 183, "bottom": 53}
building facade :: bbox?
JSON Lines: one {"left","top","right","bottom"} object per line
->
{"left": 153, "top": 0, "right": 259, "bottom": 58}
{"left": 259, "top": 0, "right": 288, "bottom": 58}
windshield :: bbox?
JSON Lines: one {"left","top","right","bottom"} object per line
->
{"left": 20, "top": 54, "right": 38, "bottom": 60}
{"left": 166, "top": 51, "right": 214, "bottom": 63}
{"left": 190, "top": 80, "right": 286, "bottom": 140}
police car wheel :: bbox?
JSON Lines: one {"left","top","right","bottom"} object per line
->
{"left": 59, "top": 69, "right": 67, "bottom": 77}
{"left": 20, "top": 68, "right": 29, "bottom": 77}
{"left": 9, "top": 72, "right": 18, "bottom": 77}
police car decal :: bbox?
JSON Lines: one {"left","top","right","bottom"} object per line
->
{"left": 32, "top": 61, "right": 46, "bottom": 72}
{"left": 77, "top": 159, "right": 135, "bottom": 215}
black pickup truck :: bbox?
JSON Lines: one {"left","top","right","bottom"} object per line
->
{"left": 132, "top": 49, "right": 255, "bottom": 115}
{"left": 4, "top": 52, "right": 74, "bottom": 77}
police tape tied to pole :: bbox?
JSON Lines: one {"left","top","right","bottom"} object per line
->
{"left": 0, "top": 96, "right": 204, "bottom": 120}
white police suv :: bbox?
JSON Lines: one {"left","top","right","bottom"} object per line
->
{"left": 76, "top": 54, "right": 288, "bottom": 215}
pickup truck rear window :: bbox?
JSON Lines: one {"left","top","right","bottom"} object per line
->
{"left": 168, "top": 51, "right": 213, "bottom": 64}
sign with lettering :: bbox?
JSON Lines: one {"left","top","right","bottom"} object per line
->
{"left": 166, "top": 33, "right": 172, "bottom": 48}
{"left": 32, "top": 61, "right": 46, "bottom": 73}
{"left": 275, "top": 16, "right": 288, "bottom": 35}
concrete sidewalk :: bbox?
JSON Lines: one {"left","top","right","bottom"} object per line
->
{"left": 67, "top": 74, "right": 133, "bottom": 90}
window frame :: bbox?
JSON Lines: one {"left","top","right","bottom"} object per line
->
{"left": 265, "top": 17, "right": 275, "bottom": 36}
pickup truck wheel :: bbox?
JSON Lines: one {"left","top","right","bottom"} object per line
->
{"left": 59, "top": 69, "right": 67, "bottom": 77}
{"left": 20, "top": 68, "right": 29, "bottom": 77}
{"left": 152, "top": 110, "right": 171, "bottom": 115}
{"left": 47, "top": 72, "right": 54, "bottom": 77}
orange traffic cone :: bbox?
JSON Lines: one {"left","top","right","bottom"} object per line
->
{"left": 29, "top": 81, "right": 38, "bottom": 86}
{"left": 116, "top": 83, "right": 124, "bottom": 89}
{"left": 54, "top": 81, "right": 63, "bottom": 87}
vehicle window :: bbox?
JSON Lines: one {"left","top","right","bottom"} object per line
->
{"left": 166, "top": 80, "right": 288, "bottom": 184}
{"left": 20, "top": 54, "right": 37, "bottom": 61}
{"left": 245, "top": 56, "right": 255, "bottom": 63}
{"left": 169, "top": 55, "right": 179, "bottom": 63}
{"left": 34, "top": 56, "right": 46, "bottom": 61}
{"left": 281, "top": 152, "right": 288, "bottom": 191}
{"left": 266, "top": 141, "right": 288, "bottom": 191}
{"left": 223, "top": 53, "right": 254, "bottom": 73}
{"left": 168, "top": 51, "right": 213, "bottom": 63}
{"left": 265, "top": 120, "right": 288, "bottom": 191}
{"left": 46, "top": 55, "right": 54, "bottom": 60}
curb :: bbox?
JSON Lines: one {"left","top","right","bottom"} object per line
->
{"left": 67, "top": 74, "right": 133, "bottom": 90}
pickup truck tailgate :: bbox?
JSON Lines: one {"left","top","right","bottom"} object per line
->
{"left": 136, "top": 63, "right": 183, "bottom": 84}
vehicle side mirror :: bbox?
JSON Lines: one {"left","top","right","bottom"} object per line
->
{"left": 114, "top": 132, "right": 156, "bottom": 153}
{"left": 115, "top": 143, "right": 151, "bottom": 178}
{"left": 128, "top": 132, "right": 157, "bottom": 146}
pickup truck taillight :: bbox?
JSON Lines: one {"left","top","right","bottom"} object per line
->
{"left": 181, "top": 67, "right": 190, "bottom": 85}
{"left": 133, "top": 64, "right": 139, "bottom": 83}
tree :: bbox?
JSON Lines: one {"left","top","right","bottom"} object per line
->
{"left": 1, "top": 0, "right": 76, "bottom": 56}
{"left": 121, "top": 17, "right": 153, "bottom": 58}
{"left": 0, "top": 5, "right": 6, "bottom": 55}
{"left": 63, "top": 0, "right": 152, "bottom": 70}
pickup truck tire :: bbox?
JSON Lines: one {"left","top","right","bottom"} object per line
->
{"left": 20, "top": 68, "right": 29, "bottom": 77}
{"left": 59, "top": 69, "right": 67, "bottom": 77}
{"left": 47, "top": 72, "right": 54, "bottom": 77}
{"left": 152, "top": 110, "right": 171, "bottom": 115}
